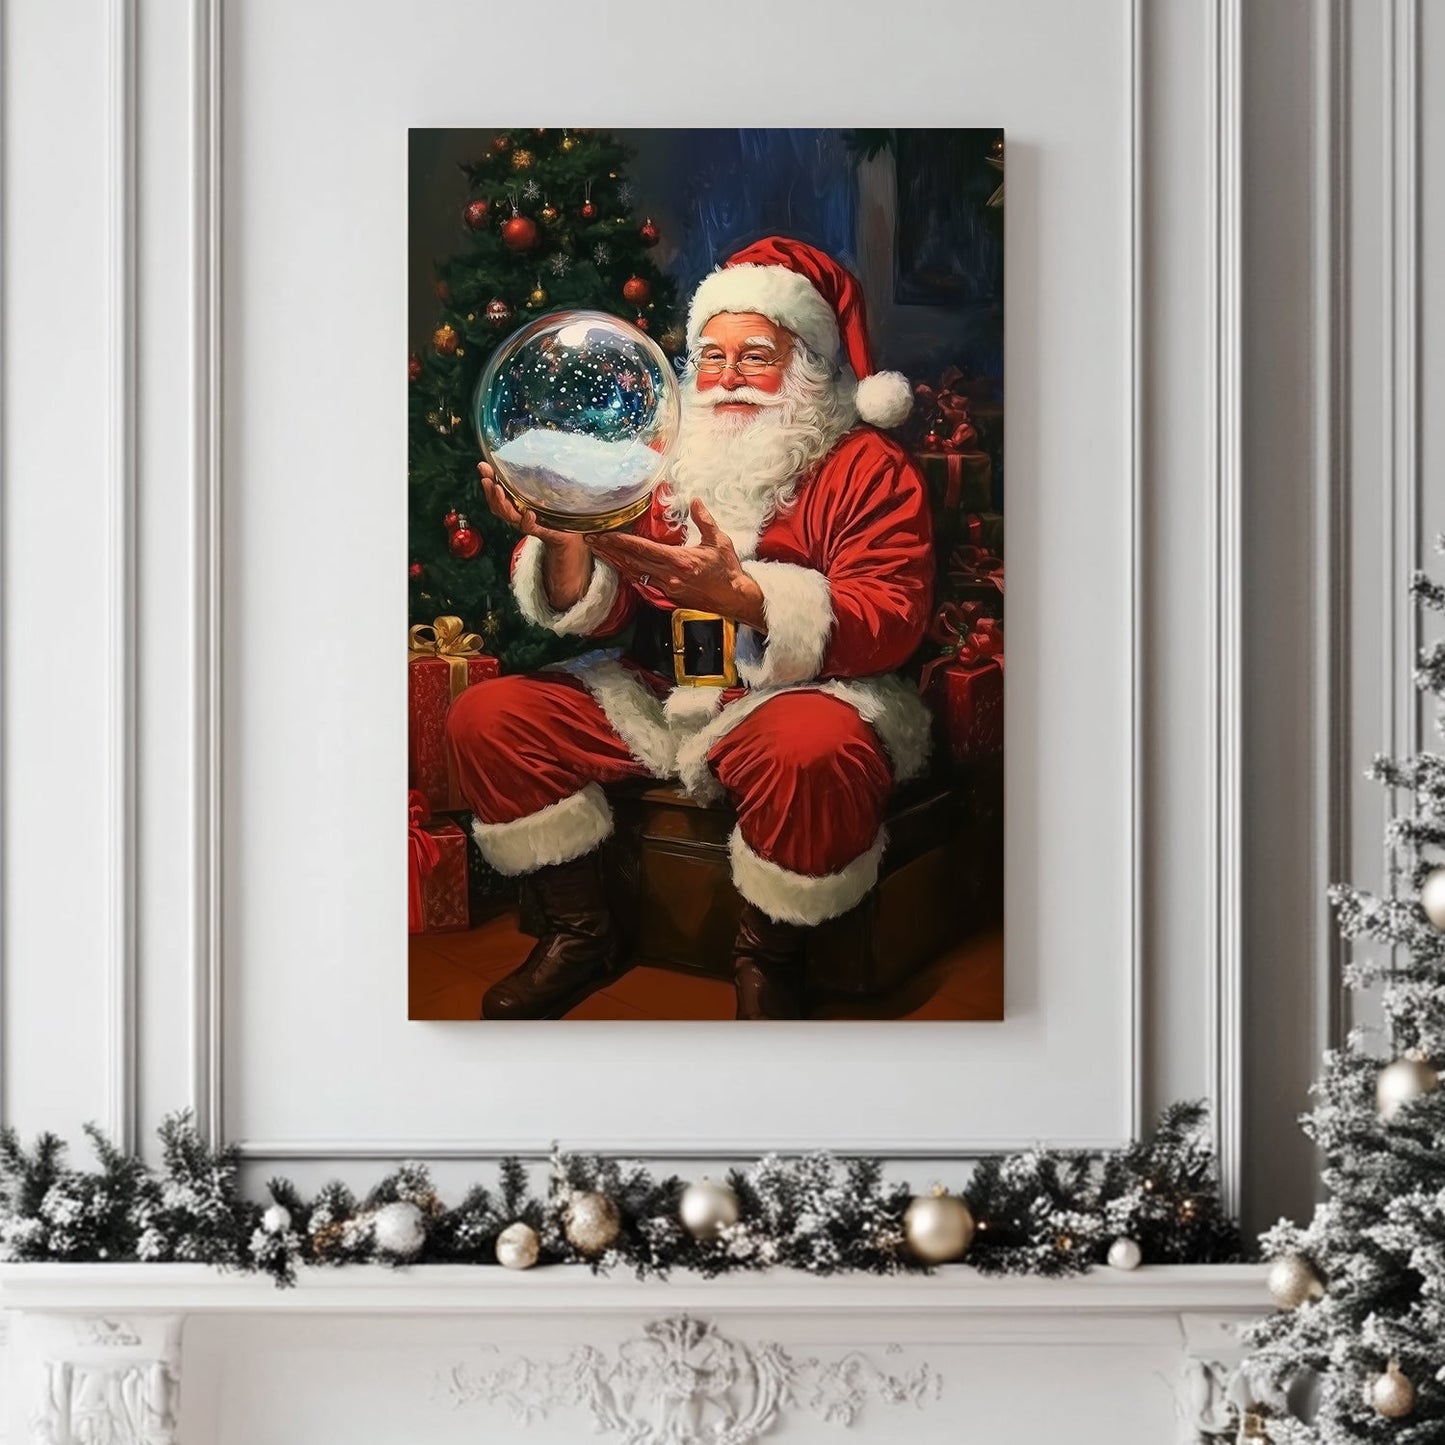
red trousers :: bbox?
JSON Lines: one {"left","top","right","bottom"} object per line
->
{"left": 445, "top": 671, "right": 892, "bottom": 888}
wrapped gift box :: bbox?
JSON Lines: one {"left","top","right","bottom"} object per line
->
{"left": 408, "top": 616, "right": 500, "bottom": 810}
{"left": 916, "top": 449, "right": 994, "bottom": 519}
{"left": 410, "top": 806, "right": 470, "bottom": 935}
{"left": 920, "top": 606, "right": 1004, "bottom": 767}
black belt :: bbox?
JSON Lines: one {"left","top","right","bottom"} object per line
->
{"left": 631, "top": 606, "right": 739, "bottom": 687}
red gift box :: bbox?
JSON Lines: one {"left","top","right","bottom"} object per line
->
{"left": 408, "top": 791, "right": 470, "bottom": 934}
{"left": 921, "top": 603, "right": 1004, "bottom": 765}
{"left": 408, "top": 615, "right": 500, "bottom": 810}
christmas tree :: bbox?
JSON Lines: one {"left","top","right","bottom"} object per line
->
{"left": 1240, "top": 553, "right": 1445, "bottom": 1440}
{"left": 408, "top": 128, "right": 681, "bottom": 672}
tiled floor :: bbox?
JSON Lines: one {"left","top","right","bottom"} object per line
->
{"left": 410, "top": 911, "right": 1004, "bottom": 1020}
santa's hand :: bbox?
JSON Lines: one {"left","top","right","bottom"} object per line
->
{"left": 585, "top": 499, "right": 767, "bottom": 632}
{"left": 477, "top": 461, "right": 579, "bottom": 549}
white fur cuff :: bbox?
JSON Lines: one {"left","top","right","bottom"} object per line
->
{"left": 729, "top": 825, "right": 887, "bottom": 926}
{"left": 469, "top": 783, "right": 613, "bottom": 876}
{"left": 735, "top": 560, "right": 834, "bottom": 689}
{"left": 512, "top": 535, "right": 620, "bottom": 636}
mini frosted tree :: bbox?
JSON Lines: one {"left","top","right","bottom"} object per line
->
{"left": 1240, "top": 555, "right": 1445, "bottom": 1442}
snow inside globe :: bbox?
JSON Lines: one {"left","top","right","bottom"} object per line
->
{"left": 473, "top": 310, "right": 680, "bottom": 531}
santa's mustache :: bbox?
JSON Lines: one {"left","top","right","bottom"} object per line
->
{"left": 689, "top": 384, "right": 786, "bottom": 410}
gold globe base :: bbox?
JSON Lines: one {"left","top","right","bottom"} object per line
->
{"left": 496, "top": 479, "right": 652, "bottom": 534}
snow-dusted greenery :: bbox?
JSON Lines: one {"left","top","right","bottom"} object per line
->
{"left": 1241, "top": 556, "right": 1445, "bottom": 1442}
{"left": 0, "top": 1102, "right": 1237, "bottom": 1289}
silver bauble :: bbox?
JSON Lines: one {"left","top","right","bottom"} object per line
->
{"left": 1107, "top": 1236, "right": 1143, "bottom": 1270}
{"left": 495, "top": 1221, "right": 540, "bottom": 1270}
{"left": 679, "top": 1177, "right": 740, "bottom": 1242}
{"left": 564, "top": 1190, "right": 621, "bottom": 1255}
{"left": 372, "top": 1200, "right": 427, "bottom": 1258}
{"left": 1376, "top": 1051, "right": 1439, "bottom": 1122}
{"left": 1265, "top": 1253, "right": 1324, "bottom": 1309}
{"left": 1420, "top": 866, "right": 1445, "bottom": 930}
{"left": 904, "top": 1186, "right": 975, "bottom": 1264}
{"left": 1369, "top": 1360, "right": 1415, "bottom": 1419}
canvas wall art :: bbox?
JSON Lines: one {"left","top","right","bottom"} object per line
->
{"left": 407, "top": 127, "right": 1004, "bottom": 1021}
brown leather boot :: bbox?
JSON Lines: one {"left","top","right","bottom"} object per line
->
{"left": 732, "top": 900, "right": 810, "bottom": 1020}
{"left": 482, "top": 853, "right": 622, "bottom": 1019}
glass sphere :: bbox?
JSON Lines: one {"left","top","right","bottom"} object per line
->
{"left": 473, "top": 309, "right": 680, "bottom": 531}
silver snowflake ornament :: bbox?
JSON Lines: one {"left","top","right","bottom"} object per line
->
{"left": 522, "top": 179, "right": 540, "bottom": 201}
{"left": 592, "top": 243, "right": 611, "bottom": 265}
{"left": 617, "top": 183, "right": 634, "bottom": 206}
{"left": 549, "top": 253, "right": 571, "bottom": 277}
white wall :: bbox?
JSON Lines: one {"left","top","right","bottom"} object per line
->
{"left": 1, "top": 0, "right": 1437, "bottom": 1244}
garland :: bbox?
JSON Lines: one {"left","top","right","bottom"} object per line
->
{"left": 0, "top": 1101, "right": 1243, "bottom": 1289}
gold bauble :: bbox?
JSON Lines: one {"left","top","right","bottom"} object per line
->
{"left": 1265, "top": 1253, "right": 1325, "bottom": 1309}
{"left": 1377, "top": 1050, "right": 1439, "bottom": 1121}
{"left": 527, "top": 283, "right": 548, "bottom": 308}
{"left": 560, "top": 134, "right": 576, "bottom": 152}
{"left": 904, "top": 1185, "right": 975, "bottom": 1264}
{"left": 431, "top": 323, "right": 458, "bottom": 355}
{"left": 511, "top": 148, "right": 534, "bottom": 171}
{"left": 1420, "top": 866, "right": 1445, "bottom": 928}
{"left": 1369, "top": 1360, "right": 1415, "bottom": 1419}
{"left": 495, "top": 1221, "right": 540, "bottom": 1270}
{"left": 678, "top": 1177, "right": 740, "bottom": 1242}
{"left": 564, "top": 1190, "right": 621, "bottom": 1255}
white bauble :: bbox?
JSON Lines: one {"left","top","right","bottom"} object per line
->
{"left": 1107, "top": 1237, "right": 1143, "bottom": 1270}
{"left": 495, "top": 1221, "right": 540, "bottom": 1270}
{"left": 261, "top": 1204, "right": 292, "bottom": 1235}
{"left": 372, "top": 1200, "right": 427, "bottom": 1258}
{"left": 1419, "top": 866, "right": 1445, "bottom": 929}
{"left": 1376, "top": 1052, "right": 1439, "bottom": 1122}
{"left": 1369, "top": 1360, "right": 1415, "bottom": 1419}
{"left": 904, "top": 1187, "right": 976, "bottom": 1264}
{"left": 1265, "top": 1253, "right": 1324, "bottom": 1310}
{"left": 679, "top": 1178, "right": 740, "bottom": 1242}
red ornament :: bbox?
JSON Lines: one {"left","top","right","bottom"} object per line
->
{"left": 443, "top": 509, "right": 461, "bottom": 532}
{"left": 434, "top": 279, "right": 450, "bottom": 303}
{"left": 490, "top": 134, "right": 510, "bottom": 153}
{"left": 634, "top": 314, "right": 649, "bottom": 332}
{"left": 638, "top": 217, "right": 660, "bottom": 247}
{"left": 622, "top": 275, "right": 652, "bottom": 306}
{"left": 463, "top": 198, "right": 490, "bottom": 230}
{"left": 409, "top": 562, "right": 424, "bottom": 579}
{"left": 501, "top": 214, "right": 538, "bottom": 253}
{"left": 580, "top": 200, "right": 597, "bottom": 221}
{"left": 485, "top": 297, "right": 513, "bottom": 327}
{"left": 408, "top": 353, "right": 422, "bottom": 382}
{"left": 449, "top": 518, "right": 482, "bottom": 560}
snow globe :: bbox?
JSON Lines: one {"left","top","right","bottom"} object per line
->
{"left": 473, "top": 310, "right": 680, "bottom": 531}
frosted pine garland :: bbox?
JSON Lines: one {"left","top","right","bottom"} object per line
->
{"left": 1239, "top": 552, "right": 1445, "bottom": 1442}
{"left": 0, "top": 1101, "right": 1239, "bottom": 1289}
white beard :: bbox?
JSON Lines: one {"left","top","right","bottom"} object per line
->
{"left": 663, "top": 346, "right": 857, "bottom": 557}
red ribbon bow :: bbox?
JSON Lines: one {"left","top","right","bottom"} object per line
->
{"left": 915, "top": 366, "right": 980, "bottom": 452}
{"left": 920, "top": 604, "right": 1004, "bottom": 692}
{"left": 948, "top": 543, "right": 1005, "bottom": 595}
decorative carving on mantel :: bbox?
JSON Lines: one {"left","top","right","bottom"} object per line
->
{"left": 1177, "top": 1357, "right": 1288, "bottom": 1445}
{"left": 29, "top": 1360, "right": 179, "bottom": 1445}
{"left": 439, "top": 1314, "right": 941, "bottom": 1443}
{"left": 72, "top": 1319, "right": 142, "bottom": 1349}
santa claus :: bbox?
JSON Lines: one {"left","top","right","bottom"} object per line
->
{"left": 445, "top": 236, "right": 935, "bottom": 1019}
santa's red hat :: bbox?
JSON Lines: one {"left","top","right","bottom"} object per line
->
{"left": 685, "top": 236, "right": 913, "bottom": 429}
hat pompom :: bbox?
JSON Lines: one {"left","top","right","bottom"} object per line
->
{"left": 854, "top": 370, "right": 913, "bottom": 428}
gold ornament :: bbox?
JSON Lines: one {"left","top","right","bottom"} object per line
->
{"left": 903, "top": 1184, "right": 975, "bottom": 1264}
{"left": 1107, "top": 1237, "right": 1142, "bottom": 1270}
{"left": 560, "top": 133, "right": 576, "bottom": 152}
{"left": 1369, "top": 1360, "right": 1415, "bottom": 1419}
{"left": 658, "top": 326, "right": 686, "bottom": 354}
{"left": 1265, "top": 1253, "right": 1324, "bottom": 1309}
{"left": 511, "top": 148, "right": 534, "bottom": 171}
{"left": 1420, "top": 866, "right": 1445, "bottom": 929}
{"left": 678, "top": 1177, "right": 740, "bottom": 1242}
{"left": 1376, "top": 1049, "right": 1439, "bottom": 1121}
{"left": 495, "top": 1221, "right": 540, "bottom": 1270}
{"left": 432, "top": 323, "right": 458, "bottom": 355}
{"left": 527, "top": 281, "right": 548, "bottom": 308}
{"left": 564, "top": 1190, "right": 621, "bottom": 1255}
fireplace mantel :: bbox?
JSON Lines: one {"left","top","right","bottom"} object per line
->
{"left": 2, "top": 1264, "right": 1270, "bottom": 1443}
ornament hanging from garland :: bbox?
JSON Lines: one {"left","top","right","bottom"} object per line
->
{"left": 448, "top": 517, "right": 482, "bottom": 560}
{"left": 564, "top": 1190, "right": 620, "bottom": 1255}
{"left": 495, "top": 1222, "right": 540, "bottom": 1270}
{"left": 463, "top": 198, "right": 490, "bottom": 230}
{"left": 432, "top": 323, "right": 458, "bottom": 356}
{"left": 638, "top": 216, "right": 660, "bottom": 247}
{"left": 904, "top": 1185, "right": 975, "bottom": 1264}
{"left": 622, "top": 275, "right": 651, "bottom": 306}
{"left": 1420, "top": 866, "right": 1445, "bottom": 929}
{"left": 485, "top": 298, "right": 513, "bottom": 328}
{"left": 678, "top": 1178, "right": 740, "bottom": 1242}
{"left": 373, "top": 1201, "right": 427, "bottom": 1258}
{"left": 1106, "top": 1237, "right": 1142, "bottom": 1270}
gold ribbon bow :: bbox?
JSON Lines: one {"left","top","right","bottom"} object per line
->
{"left": 408, "top": 615, "right": 484, "bottom": 699}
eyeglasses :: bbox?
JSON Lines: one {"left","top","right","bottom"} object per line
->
{"left": 692, "top": 350, "right": 788, "bottom": 377}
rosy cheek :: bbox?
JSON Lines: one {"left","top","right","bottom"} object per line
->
{"left": 750, "top": 370, "right": 784, "bottom": 394}
{"left": 695, "top": 372, "right": 720, "bottom": 392}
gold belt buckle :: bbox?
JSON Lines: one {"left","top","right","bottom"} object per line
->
{"left": 670, "top": 609, "right": 738, "bottom": 687}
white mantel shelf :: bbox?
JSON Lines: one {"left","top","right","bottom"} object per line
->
{"left": 0, "top": 1260, "right": 1271, "bottom": 1315}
